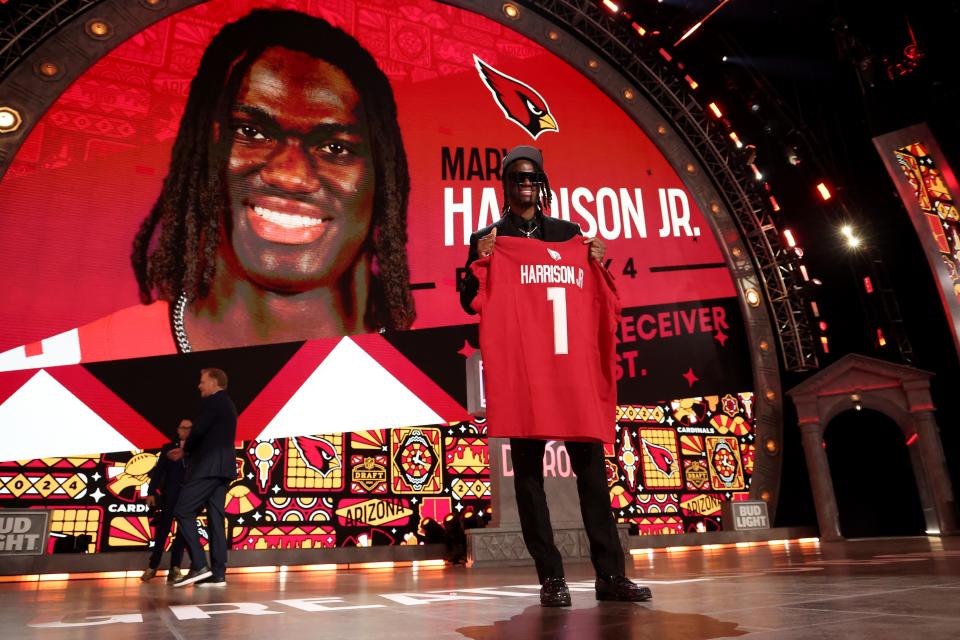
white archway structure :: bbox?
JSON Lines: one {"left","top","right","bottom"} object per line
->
{"left": 787, "top": 354, "right": 957, "bottom": 540}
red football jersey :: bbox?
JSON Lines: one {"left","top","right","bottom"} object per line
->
{"left": 471, "top": 236, "right": 620, "bottom": 442}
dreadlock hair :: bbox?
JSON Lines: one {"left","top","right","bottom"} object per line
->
{"left": 500, "top": 159, "right": 553, "bottom": 217}
{"left": 131, "top": 9, "right": 415, "bottom": 331}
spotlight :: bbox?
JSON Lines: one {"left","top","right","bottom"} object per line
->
{"left": 786, "top": 144, "right": 802, "bottom": 166}
{"left": 816, "top": 182, "right": 832, "bottom": 200}
{"left": 0, "top": 106, "right": 22, "bottom": 133}
{"left": 783, "top": 229, "right": 796, "bottom": 248}
{"left": 708, "top": 102, "right": 723, "bottom": 118}
{"left": 722, "top": 55, "right": 729, "bottom": 62}
{"left": 840, "top": 224, "right": 861, "bottom": 248}
{"left": 676, "top": 21, "right": 703, "bottom": 46}
{"left": 602, "top": 0, "right": 619, "bottom": 12}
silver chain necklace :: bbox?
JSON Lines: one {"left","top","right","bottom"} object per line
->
{"left": 519, "top": 223, "right": 539, "bottom": 238}
{"left": 172, "top": 292, "right": 192, "bottom": 353}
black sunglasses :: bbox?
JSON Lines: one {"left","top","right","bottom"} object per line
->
{"left": 508, "top": 171, "right": 545, "bottom": 185}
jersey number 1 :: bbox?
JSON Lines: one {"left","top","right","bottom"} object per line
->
{"left": 546, "top": 287, "right": 568, "bottom": 355}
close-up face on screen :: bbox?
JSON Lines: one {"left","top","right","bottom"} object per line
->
{"left": 0, "top": 0, "right": 735, "bottom": 364}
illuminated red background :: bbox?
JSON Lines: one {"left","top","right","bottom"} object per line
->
{"left": 0, "top": 0, "right": 732, "bottom": 355}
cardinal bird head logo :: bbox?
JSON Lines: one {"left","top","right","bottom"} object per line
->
{"left": 641, "top": 439, "right": 677, "bottom": 477}
{"left": 474, "top": 55, "right": 558, "bottom": 140}
{"left": 547, "top": 248, "right": 562, "bottom": 261}
{"left": 293, "top": 436, "right": 340, "bottom": 478}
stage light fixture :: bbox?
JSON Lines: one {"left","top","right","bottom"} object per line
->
{"left": 764, "top": 389, "right": 776, "bottom": 401}
{"left": 729, "top": 131, "right": 743, "bottom": 148}
{"left": 685, "top": 75, "right": 698, "bottom": 89}
{"left": 722, "top": 55, "right": 728, "bottom": 62}
{"left": 760, "top": 490, "right": 771, "bottom": 501}
{"left": 623, "top": 88, "right": 636, "bottom": 101}
{"left": 632, "top": 22, "right": 647, "bottom": 36}
{"left": 876, "top": 328, "right": 886, "bottom": 347}
{"left": 758, "top": 340, "right": 770, "bottom": 352}
{"left": 685, "top": 163, "right": 697, "bottom": 174}
{"left": 863, "top": 276, "right": 874, "bottom": 293}
{"left": 906, "top": 433, "right": 919, "bottom": 446}
{"left": 769, "top": 195, "right": 780, "bottom": 211}
{"left": 676, "top": 21, "right": 703, "bottom": 46}
{"left": 783, "top": 229, "right": 796, "bottom": 248}
{"left": 85, "top": 19, "right": 112, "bottom": 39}
{"left": 764, "top": 438, "right": 778, "bottom": 454}
{"left": 840, "top": 224, "right": 862, "bottom": 248}
{"left": 602, "top": 0, "right": 619, "bottom": 13}
{"left": 799, "top": 264, "right": 809, "bottom": 281}
{"left": 587, "top": 58, "right": 600, "bottom": 69}
{"left": 816, "top": 182, "right": 832, "bottom": 200}
{"left": 820, "top": 335, "right": 830, "bottom": 353}
{"left": 547, "top": 30, "right": 560, "bottom": 41}
{"left": 38, "top": 62, "right": 60, "bottom": 77}
{"left": 811, "top": 301, "right": 820, "bottom": 317}
{"left": 731, "top": 246, "right": 743, "bottom": 257}
{"left": 659, "top": 48, "right": 673, "bottom": 62}
{"left": 708, "top": 102, "right": 722, "bottom": 118}
{"left": 750, "top": 164, "right": 763, "bottom": 181}
{"left": 501, "top": 3, "right": 520, "bottom": 19}
{"left": 0, "top": 107, "right": 22, "bottom": 133}
{"left": 785, "top": 144, "right": 802, "bottom": 166}
{"left": 819, "top": 321, "right": 827, "bottom": 331}
{"left": 745, "top": 288, "right": 761, "bottom": 306}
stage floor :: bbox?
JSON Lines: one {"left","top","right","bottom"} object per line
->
{"left": 2, "top": 536, "right": 958, "bottom": 639}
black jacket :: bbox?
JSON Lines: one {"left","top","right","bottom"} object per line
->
{"left": 459, "top": 213, "right": 582, "bottom": 314}
{"left": 147, "top": 440, "right": 187, "bottom": 506}
{"left": 183, "top": 390, "right": 238, "bottom": 481}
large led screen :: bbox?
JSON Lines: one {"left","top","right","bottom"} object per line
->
{"left": 0, "top": 0, "right": 757, "bottom": 546}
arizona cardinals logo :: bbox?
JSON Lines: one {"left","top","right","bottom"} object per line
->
{"left": 293, "top": 436, "right": 340, "bottom": 478}
{"left": 547, "top": 248, "right": 562, "bottom": 261}
{"left": 641, "top": 439, "right": 676, "bottom": 477}
{"left": 474, "top": 55, "right": 558, "bottom": 140}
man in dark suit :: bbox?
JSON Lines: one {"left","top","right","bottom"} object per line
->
{"left": 172, "top": 368, "right": 237, "bottom": 587}
{"left": 140, "top": 419, "right": 191, "bottom": 583}
{"left": 460, "top": 145, "right": 652, "bottom": 607}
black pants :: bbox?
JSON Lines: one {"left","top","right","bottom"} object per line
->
{"left": 148, "top": 496, "right": 188, "bottom": 570}
{"left": 510, "top": 438, "right": 625, "bottom": 583}
{"left": 174, "top": 476, "right": 229, "bottom": 578}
